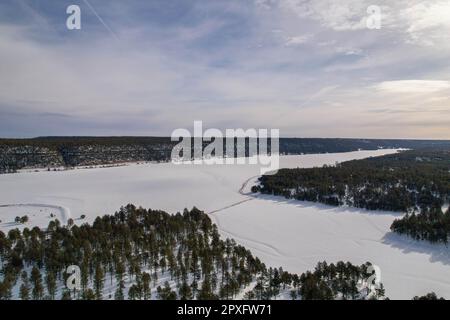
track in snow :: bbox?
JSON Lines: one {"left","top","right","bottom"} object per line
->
{"left": 0, "top": 203, "right": 71, "bottom": 224}
{"left": 207, "top": 174, "right": 288, "bottom": 257}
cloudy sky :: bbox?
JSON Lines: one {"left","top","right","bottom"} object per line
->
{"left": 0, "top": 0, "right": 449, "bottom": 138}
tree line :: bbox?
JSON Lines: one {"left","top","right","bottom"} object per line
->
{"left": 391, "top": 205, "right": 450, "bottom": 244}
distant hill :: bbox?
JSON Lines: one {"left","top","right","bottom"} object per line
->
{"left": 1, "top": 137, "right": 450, "bottom": 173}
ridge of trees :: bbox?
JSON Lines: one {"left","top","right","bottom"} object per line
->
{"left": 2, "top": 137, "right": 450, "bottom": 173}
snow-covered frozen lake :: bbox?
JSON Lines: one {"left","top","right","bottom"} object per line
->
{"left": 1, "top": 149, "right": 449, "bottom": 299}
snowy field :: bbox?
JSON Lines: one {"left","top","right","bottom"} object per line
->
{"left": 1, "top": 149, "right": 450, "bottom": 299}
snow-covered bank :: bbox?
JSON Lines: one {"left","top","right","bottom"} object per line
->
{"left": 3, "top": 148, "right": 449, "bottom": 299}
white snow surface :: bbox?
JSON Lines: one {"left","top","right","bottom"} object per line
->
{"left": 1, "top": 149, "right": 450, "bottom": 299}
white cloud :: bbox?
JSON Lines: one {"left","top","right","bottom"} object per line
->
{"left": 277, "top": 0, "right": 450, "bottom": 48}
{"left": 335, "top": 47, "right": 363, "bottom": 56}
{"left": 280, "top": 0, "right": 369, "bottom": 31}
{"left": 400, "top": 1, "right": 450, "bottom": 46}
{"left": 284, "top": 34, "right": 312, "bottom": 46}
{"left": 373, "top": 80, "right": 450, "bottom": 93}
